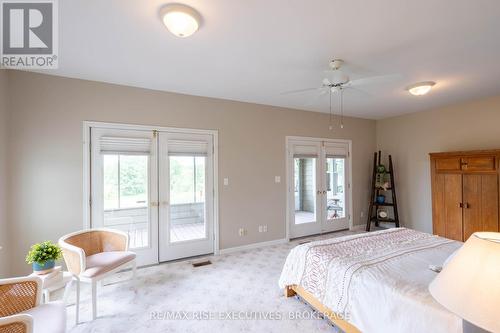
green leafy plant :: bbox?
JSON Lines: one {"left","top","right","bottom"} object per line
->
{"left": 375, "top": 164, "right": 389, "bottom": 190}
{"left": 25, "top": 241, "right": 62, "bottom": 265}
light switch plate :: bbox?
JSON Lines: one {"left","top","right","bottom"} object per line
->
{"left": 224, "top": 178, "right": 229, "bottom": 186}
{"left": 275, "top": 176, "right": 281, "bottom": 183}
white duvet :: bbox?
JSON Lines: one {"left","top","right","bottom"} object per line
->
{"left": 279, "top": 228, "right": 462, "bottom": 333}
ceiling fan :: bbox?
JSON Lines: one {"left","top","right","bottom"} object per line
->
{"left": 282, "top": 59, "right": 398, "bottom": 129}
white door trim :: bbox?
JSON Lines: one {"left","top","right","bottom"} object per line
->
{"left": 82, "top": 121, "right": 220, "bottom": 256}
{"left": 285, "top": 136, "right": 353, "bottom": 241}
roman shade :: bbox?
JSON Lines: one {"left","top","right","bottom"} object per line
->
{"left": 99, "top": 136, "right": 152, "bottom": 154}
{"left": 292, "top": 144, "right": 318, "bottom": 157}
{"left": 167, "top": 139, "right": 209, "bottom": 155}
{"left": 325, "top": 143, "right": 348, "bottom": 157}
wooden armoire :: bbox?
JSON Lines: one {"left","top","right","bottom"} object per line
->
{"left": 430, "top": 150, "right": 500, "bottom": 241}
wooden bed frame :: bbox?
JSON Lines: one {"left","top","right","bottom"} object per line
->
{"left": 284, "top": 285, "right": 361, "bottom": 333}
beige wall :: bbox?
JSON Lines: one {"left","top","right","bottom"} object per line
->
{"left": 6, "top": 70, "right": 375, "bottom": 275}
{"left": 0, "top": 71, "right": 9, "bottom": 278}
{"left": 377, "top": 95, "right": 500, "bottom": 233}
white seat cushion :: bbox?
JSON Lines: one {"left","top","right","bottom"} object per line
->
{"left": 22, "top": 301, "right": 66, "bottom": 333}
{"left": 83, "top": 251, "right": 136, "bottom": 278}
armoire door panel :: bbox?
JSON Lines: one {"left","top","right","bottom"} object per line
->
{"left": 463, "top": 156, "right": 496, "bottom": 172}
{"left": 444, "top": 174, "right": 463, "bottom": 241}
{"left": 432, "top": 173, "right": 446, "bottom": 237}
{"left": 435, "top": 158, "right": 462, "bottom": 171}
{"left": 463, "top": 174, "right": 499, "bottom": 241}
{"left": 481, "top": 174, "right": 499, "bottom": 233}
{"left": 463, "top": 175, "right": 481, "bottom": 241}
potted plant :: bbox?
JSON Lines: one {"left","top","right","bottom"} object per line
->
{"left": 375, "top": 164, "right": 390, "bottom": 191}
{"left": 26, "top": 241, "right": 62, "bottom": 275}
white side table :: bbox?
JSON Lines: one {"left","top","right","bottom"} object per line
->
{"left": 41, "top": 271, "right": 73, "bottom": 302}
{"left": 30, "top": 269, "right": 80, "bottom": 324}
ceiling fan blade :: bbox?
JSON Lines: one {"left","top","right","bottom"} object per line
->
{"left": 343, "top": 86, "right": 372, "bottom": 97}
{"left": 280, "top": 87, "right": 324, "bottom": 95}
{"left": 341, "top": 61, "right": 375, "bottom": 76}
{"left": 348, "top": 74, "right": 401, "bottom": 87}
{"left": 303, "top": 89, "right": 329, "bottom": 107}
{"left": 322, "top": 78, "right": 331, "bottom": 86}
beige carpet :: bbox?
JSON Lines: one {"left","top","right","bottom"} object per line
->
{"left": 63, "top": 230, "right": 358, "bottom": 333}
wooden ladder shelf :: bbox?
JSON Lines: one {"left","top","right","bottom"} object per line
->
{"left": 366, "top": 151, "right": 400, "bottom": 231}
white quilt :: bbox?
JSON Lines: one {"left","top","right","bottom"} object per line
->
{"left": 279, "top": 228, "right": 463, "bottom": 333}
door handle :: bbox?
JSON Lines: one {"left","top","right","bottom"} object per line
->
{"left": 459, "top": 203, "right": 463, "bottom": 208}
{"left": 151, "top": 202, "right": 159, "bottom": 207}
{"left": 322, "top": 190, "right": 327, "bottom": 194}
{"left": 464, "top": 203, "right": 470, "bottom": 209}
{"left": 161, "top": 201, "right": 169, "bottom": 206}
{"left": 317, "top": 190, "right": 321, "bottom": 195}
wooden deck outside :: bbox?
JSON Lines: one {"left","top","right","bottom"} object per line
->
{"left": 104, "top": 205, "right": 206, "bottom": 248}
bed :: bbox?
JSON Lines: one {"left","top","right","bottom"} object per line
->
{"left": 279, "top": 228, "right": 462, "bottom": 333}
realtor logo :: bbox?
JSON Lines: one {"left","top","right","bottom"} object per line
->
{"left": 1, "top": 0, "right": 58, "bottom": 69}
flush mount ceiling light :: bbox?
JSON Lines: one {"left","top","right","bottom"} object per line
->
{"left": 160, "top": 4, "right": 201, "bottom": 38}
{"left": 406, "top": 81, "right": 436, "bottom": 96}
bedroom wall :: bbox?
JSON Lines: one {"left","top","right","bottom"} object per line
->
{"left": 6, "top": 70, "right": 376, "bottom": 275}
{"left": 0, "top": 70, "right": 9, "bottom": 278}
{"left": 376, "top": 95, "right": 500, "bottom": 233}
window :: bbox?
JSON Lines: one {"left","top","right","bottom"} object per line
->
{"left": 169, "top": 156, "right": 205, "bottom": 205}
{"left": 294, "top": 157, "right": 317, "bottom": 224}
{"left": 326, "top": 157, "right": 345, "bottom": 219}
{"left": 103, "top": 154, "right": 149, "bottom": 210}
{"left": 169, "top": 155, "right": 207, "bottom": 243}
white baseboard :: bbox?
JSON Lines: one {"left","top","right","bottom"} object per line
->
{"left": 218, "top": 238, "right": 288, "bottom": 255}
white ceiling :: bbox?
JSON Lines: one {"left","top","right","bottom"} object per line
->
{"left": 44, "top": 0, "right": 500, "bottom": 119}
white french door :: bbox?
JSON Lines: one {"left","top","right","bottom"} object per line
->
{"left": 91, "top": 128, "right": 159, "bottom": 266}
{"left": 158, "top": 132, "right": 214, "bottom": 262}
{"left": 322, "top": 142, "right": 350, "bottom": 233}
{"left": 287, "top": 138, "right": 350, "bottom": 239}
{"left": 90, "top": 126, "right": 216, "bottom": 266}
{"left": 289, "top": 141, "right": 322, "bottom": 237}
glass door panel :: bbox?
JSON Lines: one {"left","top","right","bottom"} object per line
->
{"left": 326, "top": 157, "right": 345, "bottom": 221}
{"left": 289, "top": 141, "right": 322, "bottom": 238}
{"left": 293, "top": 157, "right": 317, "bottom": 225}
{"left": 169, "top": 155, "right": 207, "bottom": 243}
{"left": 103, "top": 154, "right": 150, "bottom": 249}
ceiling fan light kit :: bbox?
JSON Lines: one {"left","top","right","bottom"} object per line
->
{"left": 160, "top": 4, "right": 201, "bottom": 38}
{"left": 406, "top": 81, "right": 436, "bottom": 96}
{"left": 329, "top": 59, "right": 344, "bottom": 70}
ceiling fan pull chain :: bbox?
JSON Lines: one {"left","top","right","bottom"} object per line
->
{"left": 340, "top": 88, "right": 344, "bottom": 129}
{"left": 329, "top": 89, "right": 333, "bottom": 130}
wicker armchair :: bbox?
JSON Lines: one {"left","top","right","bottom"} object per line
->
{"left": 0, "top": 276, "right": 65, "bottom": 333}
{"left": 58, "top": 228, "right": 136, "bottom": 321}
